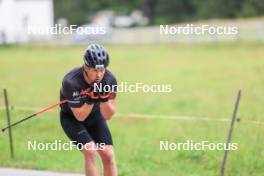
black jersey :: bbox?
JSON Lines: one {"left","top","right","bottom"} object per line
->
{"left": 60, "top": 67, "right": 117, "bottom": 117}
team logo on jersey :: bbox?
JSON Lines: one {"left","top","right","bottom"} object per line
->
{"left": 72, "top": 91, "right": 79, "bottom": 98}
{"left": 73, "top": 87, "right": 93, "bottom": 99}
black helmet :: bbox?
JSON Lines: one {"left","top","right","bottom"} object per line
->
{"left": 83, "top": 44, "right": 109, "bottom": 69}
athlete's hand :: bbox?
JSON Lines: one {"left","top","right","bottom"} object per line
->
{"left": 79, "top": 87, "right": 99, "bottom": 104}
{"left": 97, "top": 79, "right": 116, "bottom": 102}
{"left": 80, "top": 93, "right": 96, "bottom": 104}
{"left": 87, "top": 90, "right": 100, "bottom": 103}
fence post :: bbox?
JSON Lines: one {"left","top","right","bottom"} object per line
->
{"left": 220, "top": 90, "right": 241, "bottom": 176}
{"left": 3, "top": 88, "right": 14, "bottom": 158}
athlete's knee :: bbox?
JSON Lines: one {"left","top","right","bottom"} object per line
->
{"left": 82, "top": 142, "right": 97, "bottom": 162}
{"left": 99, "top": 145, "right": 115, "bottom": 165}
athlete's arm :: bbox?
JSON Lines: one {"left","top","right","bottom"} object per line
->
{"left": 71, "top": 103, "right": 94, "bottom": 122}
{"left": 98, "top": 70, "right": 117, "bottom": 120}
{"left": 100, "top": 99, "right": 116, "bottom": 120}
{"left": 62, "top": 79, "right": 96, "bottom": 122}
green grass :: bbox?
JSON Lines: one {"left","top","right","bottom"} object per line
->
{"left": 0, "top": 43, "right": 264, "bottom": 175}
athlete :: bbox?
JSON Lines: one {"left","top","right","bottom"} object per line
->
{"left": 60, "top": 44, "right": 117, "bottom": 176}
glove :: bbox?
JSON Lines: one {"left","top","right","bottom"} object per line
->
{"left": 100, "top": 92, "right": 117, "bottom": 102}
{"left": 97, "top": 79, "right": 117, "bottom": 102}
{"left": 92, "top": 80, "right": 109, "bottom": 102}
{"left": 80, "top": 94, "right": 95, "bottom": 104}
{"left": 87, "top": 89, "right": 100, "bottom": 103}
{"left": 79, "top": 87, "right": 99, "bottom": 104}
{"left": 99, "top": 92, "right": 110, "bottom": 102}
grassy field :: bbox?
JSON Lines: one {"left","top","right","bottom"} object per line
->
{"left": 0, "top": 43, "right": 264, "bottom": 175}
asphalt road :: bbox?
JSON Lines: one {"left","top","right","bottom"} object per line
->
{"left": 0, "top": 168, "right": 84, "bottom": 176}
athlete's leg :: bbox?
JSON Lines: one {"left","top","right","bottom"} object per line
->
{"left": 82, "top": 142, "right": 99, "bottom": 176}
{"left": 87, "top": 115, "right": 117, "bottom": 176}
{"left": 60, "top": 111, "right": 99, "bottom": 176}
{"left": 98, "top": 145, "right": 117, "bottom": 176}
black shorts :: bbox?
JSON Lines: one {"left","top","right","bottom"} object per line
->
{"left": 60, "top": 110, "right": 113, "bottom": 148}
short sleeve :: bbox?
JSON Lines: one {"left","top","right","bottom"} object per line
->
{"left": 61, "top": 80, "right": 84, "bottom": 108}
{"left": 104, "top": 70, "right": 118, "bottom": 99}
{"left": 109, "top": 75, "right": 117, "bottom": 92}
